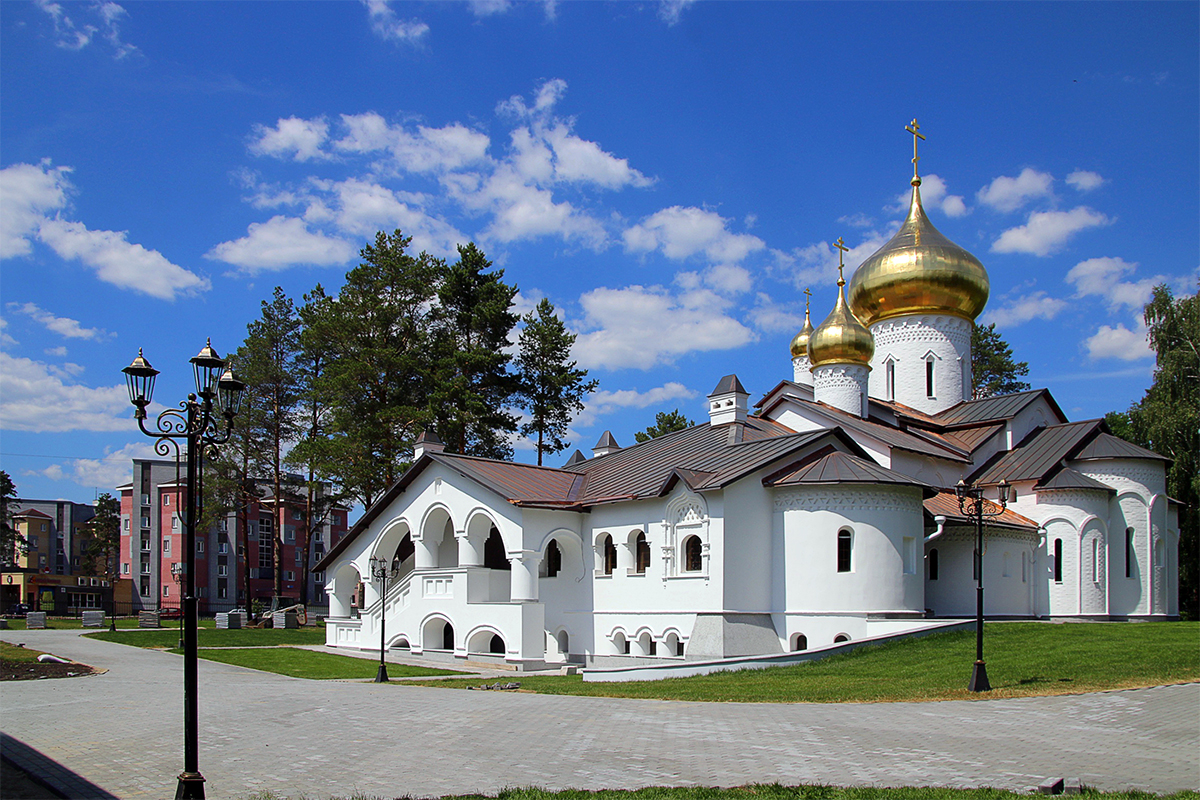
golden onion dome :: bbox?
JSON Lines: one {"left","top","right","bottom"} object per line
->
{"left": 847, "top": 180, "right": 990, "bottom": 327}
{"left": 808, "top": 275, "right": 874, "bottom": 368}
{"left": 789, "top": 305, "right": 815, "bottom": 358}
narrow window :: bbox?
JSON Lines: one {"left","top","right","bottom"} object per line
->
{"left": 683, "top": 535, "right": 703, "bottom": 572}
{"left": 442, "top": 623, "right": 454, "bottom": 651}
{"left": 836, "top": 530, "right": 852, "bottom": 573}
{"left": 676, "top": 639, "right": 685, "bottom": 657}
{"left": 623, "top": 639, "right": 631, "bottom": 655}
{"left": 1022, "top": 551, "right": 1028, "bottom": 582}
{"left": 928, "top": 548, "right": 939, "bottom": 581}
{"left": 926, "top": 359, "right": 935, "bottom": 398}
{"left": 635, "top": 532, "right": 650, "bottom": 574}
{"left": 1091, "top": 538, "right": 1099, "bottom": 583}
{"left": 649, "top": 640, "right": 657, "bottom": 656}
{"left": 903, "top": 536, "right": 916, "bottom": 574}
{"left": 602, "top": 535, "right": 616, "bottom": 575}
{"left": 1125, "top": 528, "right": 1134, "bottom": 578}
{"left": 1054, "top": 538, "right": 1063, "bottom": 583}
{"left": 886, "top": 360, "right": 895, "bottom": 401}
{"left": 546, "top": 539, "right": 562, "bottom": 578}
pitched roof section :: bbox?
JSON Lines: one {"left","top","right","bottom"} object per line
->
{"left": 765, "top": 450, "right": 931, "bottom": 495}
{"left": 1036, "top": 467, "right": 1114, "bottom": 493}
{"left": 800, "top": 400, "right": 971, "bottom": 463}
{"left": 431, "top": 453, "right": 586, "bottom": 506}
{"left": 594, "top": 431, "right": 620, "bottom": 449}
{"left": 1073, "top": 432, "right": 1170, "bottom": 463}
{"left": 934, "top": 389, "right": 1065, "bottom": 427}
{"left": 969, "top": 419, "right": 1103, "bottom": 485}
{"left": 941, "top": 423, "right": 1004, "bottom": 454}
{"left": 709, "top": 374, "right": 747, "bottom": 395}
{"left": 14, "top": 508, "right": 53, "bottom": 519}
{"left": 924, "top": 491, "right": 1040, "bottom": 531}
{"left": 564, "top": 450, "right": 587, "bottom": 466}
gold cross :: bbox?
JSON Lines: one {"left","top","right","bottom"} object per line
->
{"left": 833, "top": 237, "right": 849, "bottom": 283}
{"left": 802, "top": 287, "right": 812, "bottom": 314}
{"left": 906, "top": 118, "right": 926, "bottom": 181}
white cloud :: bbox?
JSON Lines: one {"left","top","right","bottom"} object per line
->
{"left": 206, "top": 216, "right": 357, "bottom": 273}
{"left": 1065, "top": 257, "right": 1161, "bottom": 311}
{"left": 468, "top": 0, "right": 512, "bottom": 16}
{"left": 464, "top": 167, "right": 608, "bottom": 248}
{"left": 335, "top": 113, "right": 491, "bottom": 174}
{"left": 624, "top": 206, "right": 764, "bottom": 265}
{"left": 362, "top": 0, "right": 429, "bottom": 43}
{"left": 0, "top": 161, "right": 71, "bottom": 258}
{"left": 1084, "top": 322, "right": 1152, "bottom": 361}
{"left": 250, "top": 116, "right": 331, "bottom": 162}
{"left": 9, "top": 302, "right": 110, "bottom": 340}
{"left": 574, "top": 284, "right": 756, "bottom": 370}
{"left": 573, "top": 381, "right": 697, "bottom": 429}
{"left": 700, "top": 264, "right": 752, "bottom": 295}
{"left": 982, "top": 291, "right": 1068, "bottom": 328}
{"left": 35, "top": 0, "right": 137, "bottom": 57}
{"left": 45, "top": 346, "right": 68, "bottom": 357}
{"left": 658, "top": 0, "right": 697, "bottom": 25}
{"left": 1066, "top": 170, "right": 1105, "bottom": 192}
{"left": 0, "top": 317, "right": 15, "bottom": 348}
{"left": 837, "top": 213, "right": 874, "bottom": 229}
{"left": 893, "top": 174, "right": 969, "bottom": 217}
{"left": 63, "top": 442, "right": 158, "bottom": 490}
{"left": 542, "top": 123, "right": 653, "bottom": 189}
{"left": 976, "top": 168, "right": 1054, "bottom": 213}
{"left": 781, "top": 227, "right": 894, "bottom": 290}
{"left": 320, "top": 177, "right": 466, "bottom": 257}
{"left": 0, "top": 352, "right": 133, "bottom": 432}
{"left": 991, "top": 207, "right": 1111, "bottom": 256}
{"left": 748, "top": 292, "right": 803, "bottom": 334}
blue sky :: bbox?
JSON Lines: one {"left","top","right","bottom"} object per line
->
{"left": 2, "top": 0, "right": 1197, "bottom": 506}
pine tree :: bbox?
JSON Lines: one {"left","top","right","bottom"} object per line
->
{"left": 428, "top": 243, "right": 520, "bottom": 459}
{"left": 634, "top": 409, "right": 695, "bottom": 443}
{"left": 81, "top": 493, "right": 120, "bottom": 584}
{"left": 1, "top": 471, "right": 24, "bottom": 567}
{"left": 972, "top": 322, "right": 1031, "bottom": 399}
{"left": 515, "top": 299, "right": 597, "bottom": 466}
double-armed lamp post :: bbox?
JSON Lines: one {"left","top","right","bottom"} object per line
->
{"left": 954, "top": 477, "right": 1010, "bottom": 693}
{"left": 123, "top": 340, "right": 245, "bottom": 800}
{"left": 368, "top": 555, "right": 399, "bottom": 683}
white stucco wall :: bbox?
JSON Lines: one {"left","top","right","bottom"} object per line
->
{"left": 923, "top": 528, "right": 1036, "bottom": 617}
{"left": 867, "top": 314, "right": 971, "bottom": 414}
{"left": 813, "top": 363, "right": 869, "bottom": 418}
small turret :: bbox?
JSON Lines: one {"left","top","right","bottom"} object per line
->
{"left": 707, "top": 374, "right": 749, "bottom": 426}
{"left": 413, "top": 430, "right": 444, "bottom": 461}
{"left": 592, "top": 431, "right": 621, "bottom": 458}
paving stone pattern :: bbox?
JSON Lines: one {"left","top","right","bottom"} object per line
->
{"left": 1, "top": 630, "right": 1196, "bottom": 800}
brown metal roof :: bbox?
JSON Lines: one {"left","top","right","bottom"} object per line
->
{"left": 969, "top": 419, "right": 1103, "bottom": 486}
{"left": 765, "top": 450, "right": 931, "bottom": 495}
{"left": 431, "top": 453, "right": 586, "bottom": 504}
{"left": 1036, "top": 467, "right": 1114, "bottom": 493}
{"left": 934, "top": 389, "right": 1065, "bottom": 427}
{"left": 923, "top": 491, "right": 1040, "bottom": 531}
{"left": 14, "top": 508, "right": 53, "bottom": 519}
{"left": 709, "top": 374, "right": 747, "bottom": 395}
{"left": 1073, "top": 432, "right": 1170, "bottom": 463}
{"left": 794, "top": 400, "right": 971, "bottom": 462}
{"left": 941, "top": 423, "right": 1004, "bottom": 454}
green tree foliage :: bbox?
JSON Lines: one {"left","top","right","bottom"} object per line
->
{"left": 972, "top": 322, "right": 1031, "bottom": 399}
{"left": 515, "top": 299, "right": 597, "bottom": 466}
{"left": 81, "top": 493, "right": 120, "bottom": 581}
{"left": 0, "top": 471, "right": 23, "bottom": 567}
{"left": 428, "top": 243, "right": 520, "bottom": 459}
{"left": 1108, "top": 283, "right": 1198, "bottom": 619}
{"left": 634, "top": 409, "right": 695, "bottom": 443}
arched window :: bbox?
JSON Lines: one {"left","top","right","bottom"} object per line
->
{"left": 489, "top": 634, "right": 505, "bottom": 655}
{"left": 886, "top": 359, "right": 896, "bottom": 401}
{"left": 928, "top": 548, "right": 939, "bottom": 581}
{"left": 1125, "top": 528, "right": 1134, "bottom": 578}
{"left": 925, "top": 358, "right": 935, "bottom": 398}
{"left": 602, "top": 534, "right": 617, "bottom": 575}
{"left": 442, "top": 622, "right": 455, "bottom": 651}
{"left": 1053, "top": 538, "right": 1063, "bottom": 583}
{"left": 837, "top": 529, "right": 853, "bottom": 573}
{"left": 1091, "top": 538, "right": 1099, "bottom": 583}
{"left": 834, "top": 634, "right": 850, "bottom": 644}
{"left": 484, "top": 527, "right": 510, "bottom": 571}
{"left": 683, "top": 535, "right": 702, "bottom": 572}
{"left": 557, "top": 630, "right": 569, "bottom": 656}
{"left": 545, "top": 539, "right": 562, "bottom": 578}
{"left": 635, "top": 532, "right": 650, "bottom": 574}
{"left": 792, "top": 633, "right": 808, "bottom": 652}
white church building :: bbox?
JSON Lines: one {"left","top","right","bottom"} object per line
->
{"left": 315, "top": 142, "right": 1181, "bottom": 671}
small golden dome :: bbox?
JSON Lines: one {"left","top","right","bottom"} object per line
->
{"left": 847, "top": 182, "right": 989, "bottom": 327}
{"left": 789, "top": 306, "right": 815, "bottom": 358}
{"left": 808, "top": 275, "right": 874, "bottom": 368}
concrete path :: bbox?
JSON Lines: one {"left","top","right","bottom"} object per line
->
{"left": 1, "top": 630, "right": 1196, "bottom": 800}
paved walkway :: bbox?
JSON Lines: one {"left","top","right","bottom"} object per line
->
{"left": 1, "top": 630, "right": 1196, "bottom": 800}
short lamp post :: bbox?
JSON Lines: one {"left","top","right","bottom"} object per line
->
{"left": 368, "top": 555, "right": 399, "bottom": 683}
{"left": 123, "top": 341, "right": 245, "bottom": 800}
{"left": 955, "top": 477, "right": 1010, "bottom": 693}
{"left": 171, "top": 562, "right": 185, "bottom": 648}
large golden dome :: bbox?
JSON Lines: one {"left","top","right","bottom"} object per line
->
{"left": 808, "top": 275, "right": 874, "bottom": 367}
{"left": 789, "top": 303, "right": 815, "bottom": 358}
{"left": 847, "top": 180, "right": 989, "bottom": 327}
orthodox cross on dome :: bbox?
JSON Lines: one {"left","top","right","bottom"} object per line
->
{"left": 906, "top": 118, "right": 926, "bottom": 185}
{"left": 803, "top": 286, "right": 812, "bottom": 314}
{"left": 833, "top": 237, "right": 849, "bottom": 285}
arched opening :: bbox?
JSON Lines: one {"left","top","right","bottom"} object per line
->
{"left": 393, "top": 533, "right": 415, "bottom": 581}
{"left": 602, "top": 534, "right": 616, "bottom": 575}
{"left": 928, "top": 548, "right": 939, "bottom": 581}
{"left": 611, "top": 630, "right": 627, "bottom": 655}
{"left": 635, "top": 630, "right": 654, "bottom": 657}
{"left": 544, "top": 539, "right": 562, "bottom": 577}
{"left": 489, "top": 634, "right": 505, "bottom": 654}
{"left": 483, "top": 527, "right": 510, "bottom": 570}
{"left": 421, "top": 506, "right": 457, "bottom": 569}
{"left": 682, "top": 535, "right": 702, "bottom": 572}
{"left": 557, "top": 629, "right": 569, "bottom": 656}
{"left": 442, "top": 622, "right": 455, "bottom": 650}
{"left": 663, "top": 631, "right": 679, "bottom": 657}
{"left": 837, "top": 529, "right": 853, "bottom": 573}
{"left": 834, "top": 633, "right": 850, "bottom": 644}
{"left": 633, "top": 532, "right": 650, "bottom": 574}
{"left": 791, "top": 633, "right": 808, "bottom": 651}
{"left": 330, "top": 562, "right": 362, "bottom": 618}
{"left": 1125, "top": 527, "right": 1135, "bottom": 578}
{"left": 423, "top": 617, "right": 454, "bottom": 651}
{"left": 1054, "top": 538, "right": 1063, "bottom": 583}
{"left": 394, "top": 638, "right": 410, "bottom": 650}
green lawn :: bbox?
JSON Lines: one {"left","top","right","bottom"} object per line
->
{"left": 85, "top": 626, "right": 327, "bottom": 648}
{"left": 244, "top": 785, "right": 1200, "bottom": 800}
{"left": 404, "top": 622, "right": 1199, "bottom": 703}
{"left": 2, "top": 616, "right": 214, "bottom": 630}
{"left": 0, "top": 641, "right": 46, "bottom": 663}
{"left": 184, "top": 646, "right": 459, "bottom": 679}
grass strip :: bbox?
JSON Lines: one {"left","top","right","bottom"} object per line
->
{"left": 85, "top": 626, "right": 327, "bottom": 648}
{"left": 183, "top": 646, "right": 459, "bottom": 679}
{"left": 243, "top": 784, "right": 1200, "bottom": 800}
{"left": 0, "top": 641, "right": 46, "bottom": 663}
{"left": 403, "top": 622, "right": 1199, "bottom": 703}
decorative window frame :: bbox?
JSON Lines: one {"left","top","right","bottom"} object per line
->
{"left": 663, "top": 490, "right": 710, "bottom": 580}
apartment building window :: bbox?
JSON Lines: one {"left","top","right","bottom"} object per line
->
{"left": 140, "top": 535, "right": 151, "bottom": 552}
{"left": 218, "top": 542, "right": 227, "bottom": 554}
{"left": 314, "top": 531, "right": 323, "bottom": 544}
{"left": 163, "top": 495, "right": 170, "bottom": 506}
{"left": 121, "top": 562, "right": 130, "bottom": 575}
{"left": 140, "top": 577, "right": 151, "bottom": 596}
{"left": 141, "top": 516, "right": 150, "bottom": 529}
{"left": 292, "top": 509, "right": 302, "bottom": 520}
{"left": 39, "top": 554, "right": 47, "bottom": 568}
{"left": 259, "top": 517, "right": 273, "bottom": 536}
{"left": 314, "top": 571, "right": 325, "bottom": 583}
{"left": 140, "top": 561, "right": 151, "bottom": 574}
{"left": 285, "top": 570, "right": 295, "bottom": 581}
{"left": 217, "top": 582, "right": 228, "bottom": 600}
{"left": 141, "top": 493, "right": 150, "bottom": 506}
{"left": 197, "top": 540, "right": 205, "bottom": 554}
{"left": 123, "top": 518, "right": 130, "bottom": 531}
{"left": 295, "top": 549, "right": 303, "bottom": 565}
{"left": 29, "top": 535, "right": 39, "bottom": 549}
{"left": 259, "top": 538, "right": 273, "bottom": 570}
{"left": 73, "top": 555, "right": 81, "bottom": 567}
{"left": 163, "top": 538, "right": 171, "bottom": 555}
{"left": 284, "top": 527, "right": 295, "bottom": 544}
{"left": 219, "top": 518, "right": 227, "bottom": 532}
{"left": 163, "top": 585, "right": 170, "bottom": 598}
{"left": 172, "top": 516, "right": 180, "bottom": 531}
{"left": 218, "top": 565, "right": 227, "bottom": 577}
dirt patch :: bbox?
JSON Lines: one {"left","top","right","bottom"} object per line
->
{"left": 1, "top": 658, "right": 100, "bottom": 681}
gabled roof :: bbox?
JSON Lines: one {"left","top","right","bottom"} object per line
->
{"left": 14, "top": 508, "right": 53, "bottom": 519}
{"left": 1036, "top": 467, "right": 1114, "bottom": 493}
{"left": 924, "top": 491, "right": 1040, "bottom": 532}
{"left": 764, "top": 450, "right": 933, "bottom": 496}
{"left": 709, "top": 374, "right": 747, "bottom": 395}
{"left": 941, "top": 423, "right": 1004, "bottom": 454}
{"left": 969, "top": 419, "right": 1104, "bottom": 486}
{"left": 1073, "top": 432, "right": 1170, "bottom": 463}
{"left": 934, "top": 389, "right": 1066, "bottom": 428}
{"left": 563, "top": 450, "right": 587, "bottom": 466}
{"left": 594, "top": 431, "right": 620, "bottom": 449}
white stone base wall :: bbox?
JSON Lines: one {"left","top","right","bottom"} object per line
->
{"left": 792, "top": 356, "right": 813, "bottom": 385}
{"left": 813, "top": 363, "right": 869, "bottom": 417}
{"left": 868, "top": 314, "right": 971, "bottom": 415}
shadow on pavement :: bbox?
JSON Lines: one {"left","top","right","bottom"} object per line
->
{"left": 0, "top": 733, "right": 118, "bottom": 800}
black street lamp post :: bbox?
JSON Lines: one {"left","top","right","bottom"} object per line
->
{"left": 955, "top": 477, "right": 1010, "bottom": 693}
{"left": 123, "top": 341, "right": 245, "bottom": 800}
{"left": 368, "top": 555, "right": 399, "bottom": 683}
{"left": 171, "top": 562, "right": 185, "bottom": 648}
